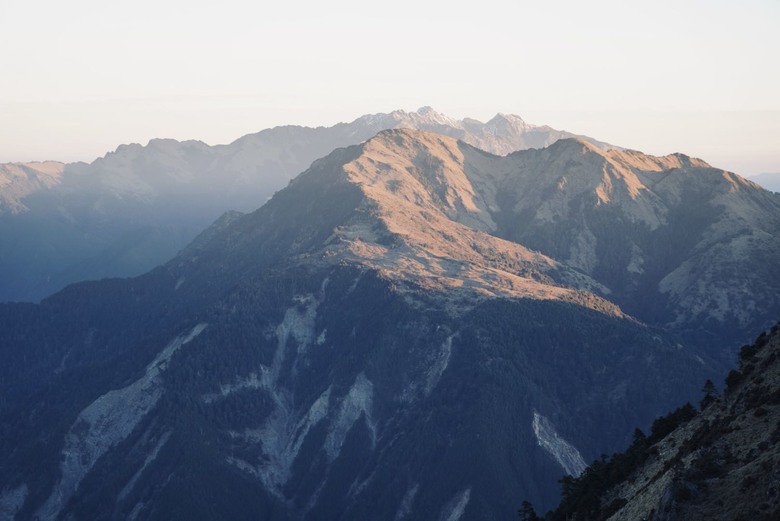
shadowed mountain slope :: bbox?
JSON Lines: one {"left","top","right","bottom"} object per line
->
{"left": 540, "top": 323, "right": 780, "bottom": 521}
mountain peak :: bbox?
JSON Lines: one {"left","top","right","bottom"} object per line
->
{"left": 407, "top": 106, "right": 461, "bottom": 127}
{"left": 486, "top": 112, "right": 529, "bottom": 133}
{"left": 147, "top": 137, "right": 181, "bottom": 147}
{"left": 188, "top": 127, "right": 617, "bottom": 313}
{"left": 415, "top": 105, "right": 437, "bottom": 115}
{"left": 488, "top": 112, "right": 527, "bottom": 124}
{"left": 546, "top": 136, "right": 601, "bottom": 153}
{"left": 280, "top": 128, "right": 616, "bottom": 309}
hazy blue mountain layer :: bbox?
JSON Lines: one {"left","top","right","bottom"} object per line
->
{"left": 0, "top": 107, "right": 607, "bottom": 303}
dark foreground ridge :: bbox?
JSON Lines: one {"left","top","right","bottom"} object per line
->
{"left": 527, "top": 322, "right": 780, "bottom": 521}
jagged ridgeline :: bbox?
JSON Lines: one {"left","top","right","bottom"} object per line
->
{"left": 530, "top": 323, "right": 780, "bottom": 521}
{"left": 0, "top": 107, "right": 606, "bottom": 303}
{"left": 0, "top": 128, "right": 778, "bottom": 520}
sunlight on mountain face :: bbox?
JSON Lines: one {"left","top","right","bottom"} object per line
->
{"left": 0, "top": 108, "right": 611, "bottom": 303}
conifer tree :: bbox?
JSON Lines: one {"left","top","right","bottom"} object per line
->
{"left": 518, "top": 500, "right": 540, "bottom": 521}
{"left": 700, "top": 379, "right": 717, "bottom": 409}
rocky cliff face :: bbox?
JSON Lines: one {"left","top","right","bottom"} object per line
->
{"left": 0, "top": 130, "right": 737, "bottom": 521}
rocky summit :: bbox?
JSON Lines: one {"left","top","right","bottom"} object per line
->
{"left": 0, "top": 128, "right": 777, "bottom": 520}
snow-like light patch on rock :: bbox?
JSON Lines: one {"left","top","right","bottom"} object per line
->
{"left": 325, "top": 373, "right": 375, "bottom": 461}
{"left": 438, "top": 487, "right": 471, "bottom": 521}
{"left": 118, "top": 431, "right": 172, "bottom": 502}
{"left": 0, "top": 484, "right": 28, "bottom": 520}
{"left": 276, "top": 295, "right": 318, "bottom": 356}
{"left": 393, "top": 484, "right": 420, "bottom": 521}
{"left": 425, "top": 335, "right": 454, "bottom": 395}
{"left": 532, "top": 412, "right": 587, "bottom": 477}
{"left": 221, "top": 295, "right": 335, "bottom": 498}
{"left": 128, "top": 502, "right": 145, "bottom": 521}
{"left": 626, "top": 243, "right": 645, "bottom": 275}
{"left": 393, "top": 483, "right": 419, "bottom": 521}
{"left": 35, "top": 323, "right": 206, "bottom": 521}
{"left": 347, "top": 468, "right": 377, "bottom": 499}
{"left": 302, "top": 480, "right": 328, "bottom": 515}
{"left": 202, "top": 372, "right": 266, "bottom": 403}
{"left": 239, "top": 387, "right": 331, "bottom": 494}
{"left": 222, "top": 328, "right": 327, "bottom": 494}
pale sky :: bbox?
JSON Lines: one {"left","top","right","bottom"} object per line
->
{"left": 1, "top": 0, "right": 778, "bottom": 176}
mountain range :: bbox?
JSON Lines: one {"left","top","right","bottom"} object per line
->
{"left": 0, "top": 125, "right": 778, "bottom": 520}
{"left": 0, "top": 107, "right": 610, "bottom": 303}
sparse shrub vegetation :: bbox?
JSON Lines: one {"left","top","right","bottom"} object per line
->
{"left": 650, "top": 403, "right": 697, "bottom": 441}
{"left": 543, "top": 404, "right": 697, "bottom": 520}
